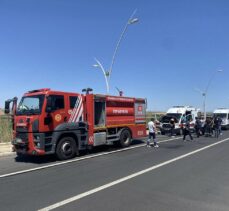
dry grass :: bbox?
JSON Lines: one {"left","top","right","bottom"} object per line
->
{"left": 146, "top": 111, "right": 165, "bottom": 122}
{"left": 0, "top": 115, "right": 13, "bottom": 143}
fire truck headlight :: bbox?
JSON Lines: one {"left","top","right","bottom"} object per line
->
{"left": 36, "top": 142, "right": 41, "bottom": 148}
{"left": 33, "top": 135, "right": 41, "bottom": 148}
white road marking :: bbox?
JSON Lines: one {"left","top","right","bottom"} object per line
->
{"left": 38, "top": 137, "right": 229, "bottom": 211}
{"left": 0, "top": 137, "right": 180, "bottom": 179}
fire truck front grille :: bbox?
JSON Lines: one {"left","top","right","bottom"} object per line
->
{"left": 16, "top": 127, "right": 28, "bottom": 133}
{"left": 16, "top": 127, "right": 28, "bottom": 143}
{"left": 16, "top": 133, "right": 28, "bottom": 142}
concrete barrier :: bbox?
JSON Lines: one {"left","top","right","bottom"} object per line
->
{"left": 0, "top": 143, "right": 15, "bottom": 157}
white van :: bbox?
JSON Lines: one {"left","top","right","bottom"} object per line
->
{"left": 160, "top": 106, "right": 200, "bottom": 135}
{"left": 213, "top": 108, "right": 229, "bottom": 129}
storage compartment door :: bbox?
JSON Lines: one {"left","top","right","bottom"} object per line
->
{"left": 94, "top": 101, "right": 105, "bottom": 127}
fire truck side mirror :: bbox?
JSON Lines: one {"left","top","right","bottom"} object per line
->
{"left": 44, "top": 96, "right": 52, "bottom": 125}
{"left": 46, "top": 107, "right": 52, "bottom": 113}
{"left": 4, "top": 100, "right": 11, "bottom": 114}
{"left": 44, "top": 115, "right": 52, "bottom": 125}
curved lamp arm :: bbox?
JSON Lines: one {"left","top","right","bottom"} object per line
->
{"left": 93, "top": 58, "right": 109, "bottom": 93}
{"left": 108, "top": 9, "right": 138, "bottom": 82}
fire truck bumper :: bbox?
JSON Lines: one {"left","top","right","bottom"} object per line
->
{"left": 12, "top": 133, "right": 46, "bottom": 156}
{"left": 12, "top": 138, "right": 28, "bottom": 154}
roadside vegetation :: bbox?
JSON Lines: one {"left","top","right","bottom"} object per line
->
{"left": 0, "top": 114, "right": 12, "bottom": 143}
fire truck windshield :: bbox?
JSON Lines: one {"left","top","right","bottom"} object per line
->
{"left": 16, "top": 95, "right": 45, "bottom": 115}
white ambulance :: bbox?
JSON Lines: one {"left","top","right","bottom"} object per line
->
{"left": 213, "top": 108, "right": 229, "bottom": 129}
{"left": 160, "top": 106, "right": 200, "bottom": 135}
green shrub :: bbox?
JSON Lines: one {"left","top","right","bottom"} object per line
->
{"left": 0, "top": 115, "right": 13, "bottom": 143}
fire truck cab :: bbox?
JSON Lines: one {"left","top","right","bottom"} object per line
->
{"left": 5, "top": 88, "right": 146, "bottom": 160}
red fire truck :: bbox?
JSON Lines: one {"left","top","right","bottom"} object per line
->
{"left": 5, "top": 88, "right": 147, "bottom": 160}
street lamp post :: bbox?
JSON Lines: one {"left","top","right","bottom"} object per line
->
{"left": 195, "top": 69, "right": 223, "bottom": 120}
{"left": 93, "top": 10, "right": 138, "bottom": 94}
{"left": 93, "top": 58, "right": 109, "bottom": 93}
{"left": 195, "top": 88, "right": 207, "bottom": 120}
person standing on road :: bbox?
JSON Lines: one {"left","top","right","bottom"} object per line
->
{"left": 218, "top": 117, "right": 223, "bottom": 135}
{"left": 183, "top": 120, "right": 193, "bottom": 141}
{"left": 205, "top": 117, "right": 213, "bottom": 137}
{"left": 214, "top": 117, "right": 220, "bottom": 138}
{"left": 195, "top": 117, "right": 202, "bottom": 138}
{"left": 147, "top": 118, "right": 159, "bottom": 148}
{"left": 200, "top": 117, "right": 205, "bottom": 135}
{"left": 169, "top": 118, "right": 175, "bottom": 137}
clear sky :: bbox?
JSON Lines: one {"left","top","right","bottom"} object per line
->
{"left": 0, "top": 0, "right": 228, "bottom": 112}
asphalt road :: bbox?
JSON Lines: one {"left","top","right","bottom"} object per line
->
{"left": 0, "top": 131, "right": 229, "bottom": 211}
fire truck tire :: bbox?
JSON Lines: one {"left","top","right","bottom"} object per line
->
{"left": 119, "top": 129, "right": 131, "bottom": 148}
{"left": 56, "top": 137, "right": 77, "bottom": 160}
{"left": 16, "top": 152, "right": 26, "bottom": 159}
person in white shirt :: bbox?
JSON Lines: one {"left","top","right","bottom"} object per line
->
{"left": 147, "top": 118, "right": 159, "bottom": 148}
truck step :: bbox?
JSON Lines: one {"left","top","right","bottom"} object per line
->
{"left": 106, "top": 134, "right": 118, "bottom": 138}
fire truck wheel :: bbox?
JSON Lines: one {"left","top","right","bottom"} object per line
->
{"left": 16, "top": 152, "right": 26, "bottom": 159}
{"left": 56, "top": 137, "right": 77, "bottom": 160}
{"left": 119, "top": 129, "right": 131, "bottom": 147}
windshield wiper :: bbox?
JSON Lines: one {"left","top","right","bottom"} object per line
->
{"left": 16, "top": 109, "right": 40, "bottom": 115}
